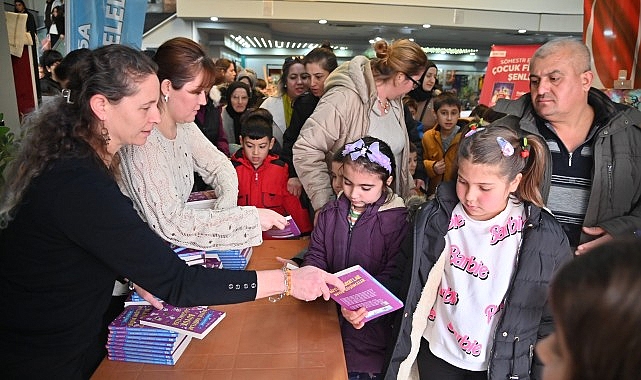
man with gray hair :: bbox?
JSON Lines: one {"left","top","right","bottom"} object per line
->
{"left": 494, "top": 37, "right": 641, "bottom": 254}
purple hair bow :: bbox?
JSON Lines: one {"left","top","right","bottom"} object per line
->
{"left": 342, "top": 139, "right": 393, "bottom": 174}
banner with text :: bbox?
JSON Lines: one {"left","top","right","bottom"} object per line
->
{"left": 479, "top": 44, "right": 540, "bottom": 107}
{"left": 68, "top": 0, "right": 147, "bottom": 52}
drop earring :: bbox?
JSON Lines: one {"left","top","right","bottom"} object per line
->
{"left": 100, "top": 121, "right": 111, "bottom": 145}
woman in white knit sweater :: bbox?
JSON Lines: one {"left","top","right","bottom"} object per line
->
{"left": 119, "top": 37, "right": 286, "bottom": 251}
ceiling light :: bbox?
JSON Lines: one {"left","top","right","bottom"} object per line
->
{"left": 318, "top": 19, "right": 327, "bottom": 24}
{"left": 210, "top": 16, "right": 219, "bottom": 22}
{"left": 518, "top": 29, "right": 527, "bottom": 34}
{"left": 368, "top": 39, "right": 375, "bottom": 44}
{"left": 422, "top": 24, "right": 431, "bottom": 29}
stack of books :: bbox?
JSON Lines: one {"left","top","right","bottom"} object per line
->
{"left": 207, "top": 246, "right": 253, "bottom": 270}
{"left": 107, "top": 305, "right": 192, "bottom": 365}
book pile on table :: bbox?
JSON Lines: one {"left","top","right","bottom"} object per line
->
{"left": 207, "top": 246, "right": 253, "bottom": 270}
{"left": 107, "top": 305, "right": 192, "bottom": 365}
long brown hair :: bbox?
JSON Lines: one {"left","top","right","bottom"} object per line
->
{"left": 550, "top": 238, "right": 641, "bottom": 380}
{"left": 457, "top": 125, "right": 547, "bottom": 207}
{"left": 0, "top": 45, "right": 157, "bottom": 228}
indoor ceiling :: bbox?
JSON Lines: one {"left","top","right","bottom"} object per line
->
{"left": 197, "top": 18, "right": 581, "bottom": 59}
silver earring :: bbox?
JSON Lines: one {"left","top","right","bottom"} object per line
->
{"left": 163, "top": 94, "right": 169, "bottom": 102}
{"left": 100, "top": 123, "right": 111, "bottom": 145}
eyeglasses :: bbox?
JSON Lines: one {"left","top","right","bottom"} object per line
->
{"left": 404, "top": 73, "right": 421, "bottom": 90}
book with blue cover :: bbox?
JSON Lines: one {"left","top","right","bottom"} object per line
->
{"left": 328, "top": 265, "right": 404, "bottom": 323}
{"left": 107, "top": 335, "right": 192, "bottom": 365}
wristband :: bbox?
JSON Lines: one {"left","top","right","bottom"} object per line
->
{"left": 268, "top": 266, "right": 291, "bottom": 303}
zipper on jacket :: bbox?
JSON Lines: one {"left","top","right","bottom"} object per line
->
{"left": 508, "top": 336, "right": 520, "bottom": 379}
{"left": 607, "top": 163, "right": 613, "bottom": 202}
{"left": 567, "top": 152, "right": 573, "bottom": 167}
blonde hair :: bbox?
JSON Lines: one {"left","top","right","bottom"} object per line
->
{"left": 370, "top": 39, "right": 427, "bottom": 83}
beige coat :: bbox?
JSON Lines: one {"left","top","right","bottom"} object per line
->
{"left": 293, "top": 56, "right": 414, "bottom": 210}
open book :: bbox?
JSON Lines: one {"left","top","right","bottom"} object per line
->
{"left": 329, "top": 265, "right": 403, "bottom": 323}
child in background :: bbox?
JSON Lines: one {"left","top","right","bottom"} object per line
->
{"left": 408, "top": 142, "right": 426, "bottom": 195}
{"left": 231, "top": 109, "right": 313, "bottom": 238}
{"left": 403, "top": 96, "right": 426, "bottom": 139}
{"left": 303, "top": 136, "right": 409, "bottom": 380}
{"left": 386, "top": 126, "right": 573, "bottom": 380}
{"left": 422, "top": 92, "right": 466, "bottom": 197}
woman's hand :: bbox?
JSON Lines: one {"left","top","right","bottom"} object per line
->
{"left": 341, "top": 306, "right": 368, "bottom": 329}
{"left": 257, "top": 208, "right": 288, "bottom": 231}
{"left": 289, "top": 266, "right": 345, "bottom": 301}
{"left": 133, "top": 284, "right": 163, "bottom": 310}
{"left": 287, "top": 177, "right": 303, "bottom": 197}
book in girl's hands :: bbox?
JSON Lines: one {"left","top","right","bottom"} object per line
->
{"left": 139, "top": 305, "right": 226, "bottom": 339}
{"left": 265, "top": 215, "right": 301, "bottom": 239}
{"left": 328, "top": 265, "right": 403, "bottom": 323}
{"left": 186, "top": 190, "right": 217, "bottom": 209}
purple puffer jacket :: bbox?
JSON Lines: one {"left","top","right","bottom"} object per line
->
{"left": 303, "top": 190, "right": 409, "bottom": 374}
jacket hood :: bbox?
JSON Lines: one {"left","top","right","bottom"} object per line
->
{"left": 209, "top": 85, "right": 222, "bottom": 106}
{"left": 323, "top": 56, "right": 375, "bottom": 106}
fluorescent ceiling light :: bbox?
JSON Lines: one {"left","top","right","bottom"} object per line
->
{"left": 518, "top": 29, "right": 527, "bottom": 34}
{"left": 210, "top": 16, "right": 219, "bottom": 22}
{"left": 422, "top": 24, "right": 431, "bottom": 29}
{"left": 318, "top": 19, "right": 327, "bottom": 24}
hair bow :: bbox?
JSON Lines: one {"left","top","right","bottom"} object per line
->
{"left": 342, "top": 139, "right": 393, "bottom": 174}
{"left": 496, "top": 136, "right": 515, "bottom": 157}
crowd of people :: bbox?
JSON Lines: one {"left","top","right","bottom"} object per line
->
{"left": 1, "top": 34, "right": 640, "bottom": 380}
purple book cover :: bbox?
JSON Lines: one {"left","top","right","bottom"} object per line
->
{"left": 329, "top": 265, "right": 404, "bottom": 323}
{"left": 139, "top": 305, "right": 226, "bottom": 339}
{"left": 108, "top": 335, "right": 191, "bottom": 366}
{"left": 187, "top": 190, "right": 217, "bottom": 202}
{"left": 265, "top": 215, "right": 301, "bottom": 238}
{"left": 108, "top": 305, "right": 178, "bottom": 337}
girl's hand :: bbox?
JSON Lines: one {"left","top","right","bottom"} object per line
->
{"left": 289, "top": 266, "right": 345, "bottom": 301}
{"left": 133, "top": 284, "right": 163, "bottom": 310}
{"left": 257, "top": 208, "right": 288, "bottom": 231}
{"left": 341, "top": 306, "right": 368, "bottom": 329}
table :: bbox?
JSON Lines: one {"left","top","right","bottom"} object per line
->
{"left": 91, "top": 239, "right": 348, "bottom": 380}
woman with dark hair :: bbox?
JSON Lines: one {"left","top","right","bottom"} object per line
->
{"left": 260, "top": 56, "right": 310, "bottom": 147}
{"left": 293, "top": 39, "right": 427, "bottom": 212}
{"left": 281, "top": 42, "right": 338, "bottom": 198}
{"left": 119, "top": 37, "right": 288, "bottom": 252}
{"left": 407, "top": 60, "right": 438, "bottom": 130}
{"left": 0, "top": 43, "right": 343, "bottom": 379}
{"left": 222, "top": 80, "right": 252, "bottom": 153}
{"left": 537, "top": 238, "right": 641, "bottom": 380}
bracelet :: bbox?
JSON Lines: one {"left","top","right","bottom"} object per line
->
{"left": 268, "top": 266, "right": 292, "bottom": 303}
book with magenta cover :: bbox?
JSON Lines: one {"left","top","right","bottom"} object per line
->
{"left": 264, "top": 215, "right": 301, "bottom": 239}
{"left": 186, "top": 190, "right": 217, "bottom": 209}
{"left": 139, "top": 305, "right": 226, "bottom": 339}
{"left": 329, "top": 265, "right": 403, "bottom": 323}
{"left": 109, "top": 305, "right": 179, "bottom": 337}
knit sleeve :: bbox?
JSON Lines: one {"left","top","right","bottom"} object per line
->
{"left": 119, "top": 127, "right": 263, "bottom": 251}
{"left": 185, "top": 123, "right": 238, "bottom": 209}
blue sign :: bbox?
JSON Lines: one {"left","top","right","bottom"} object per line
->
{"left": 68, "top": 0, "right": 147, "bottom": 51}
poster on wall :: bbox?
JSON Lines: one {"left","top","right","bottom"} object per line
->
{"left": 479, "top": 45, "right": 540, "bottom": 107}
{"left": 67, "top": 0, "right": 147, "bottom": 52}
{"left": 584, "top": 0, "right": 640, "bottom": 89}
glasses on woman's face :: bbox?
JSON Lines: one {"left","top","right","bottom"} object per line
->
{"left": 404, "top": 73, "right": 421, "bottom": 90}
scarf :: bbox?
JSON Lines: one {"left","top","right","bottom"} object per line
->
{"left": 282, "top": 93, "right": 293, "bottom": 128}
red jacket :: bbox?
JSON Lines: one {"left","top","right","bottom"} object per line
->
{"left": 232, "top": 151, "right": 313, "bottom": 238}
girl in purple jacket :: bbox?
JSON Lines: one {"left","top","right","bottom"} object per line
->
{"left": 303, "top": 136, "right": 409, "bottom": 380}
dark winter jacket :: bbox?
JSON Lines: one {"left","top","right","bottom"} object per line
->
{"left": 282, "top": 92, "right": 320, "bottom": 178}
{"left": 384, "top": 182, "right": 572, "bottom": 380}
{"left": 304, "top": 190, "right": 409, "bottom": 374}
{"left": 494, "top": 88, "right": 641, "bottom": 243}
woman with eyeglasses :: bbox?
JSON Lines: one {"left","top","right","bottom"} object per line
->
{"left": 260, "top": 56, "right": 310, "bottom": 147}
{"left": 280, "top": 42, "right": 338, "bottom": 199}
{"left": 407, "top": 60, "right": 439, "bottom": 131}
{"left": 293, "top": 39, "right": 427, "bottom": 213}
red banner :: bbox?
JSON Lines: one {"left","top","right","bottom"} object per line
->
{"left": 479, "top": 45, "right": 541, "bottom": 107}
{"left": 584, "top": 0, "right": 641, "bottom": 89}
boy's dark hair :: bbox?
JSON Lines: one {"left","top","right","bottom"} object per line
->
{"left": 41, "top": 49, "right": 63, "bottom": 69}
{"left": 433, "top": 92, "right": 461, "bottom": 112}
{"left": 240, "top": 108, "right": 274, "bottom": 140}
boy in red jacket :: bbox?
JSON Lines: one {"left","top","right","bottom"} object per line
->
{"left": 231, "top": 109, "right": 313, "bottom": 239}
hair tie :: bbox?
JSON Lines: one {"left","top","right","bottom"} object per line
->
{"left": 520, "top": 137, "right": 530, "bottom": 158}
{"left": 496, "top": 136, "right": 514, "bottom": 157}
{"left": 465, "top": 124, "right": 486, "bottom": 138}
{"left": 342, "top": 139, "right": 392, "bottom": 174}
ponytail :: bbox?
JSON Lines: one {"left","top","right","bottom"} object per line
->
{"left": 516, "top": 134, "right": 546, "bottom": 207}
